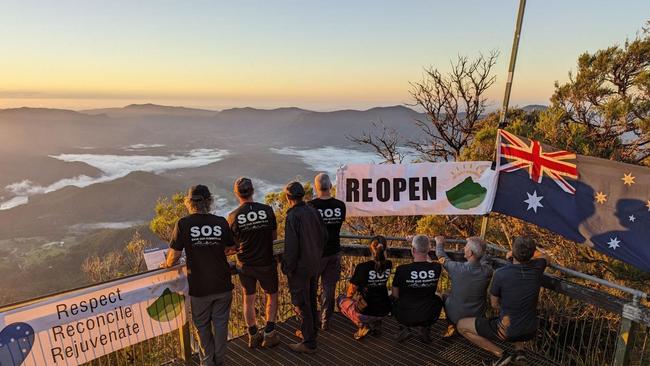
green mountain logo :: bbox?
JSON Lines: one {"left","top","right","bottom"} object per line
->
{"left": 446, "top": 177, "right": 488, "bottom": 210}
{"left": 147, "top": 288, "right": 185, "bottom": 322}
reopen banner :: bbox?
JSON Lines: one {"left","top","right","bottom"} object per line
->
{"left": 336, "top": 162, "right": 498, "bottom": 216}
{"left": 0, "top": 267, "right": 188, "bottom": 366}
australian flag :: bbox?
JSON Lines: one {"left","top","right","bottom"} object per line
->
{"left": 492, "top": 129, "right": 650, "bottom": 272}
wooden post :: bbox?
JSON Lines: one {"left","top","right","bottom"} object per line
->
{"left": 479, "top": 215, "right": 489, "bottom": 239}
{"left": 179, "top": 311, "right": 193, "bottom": 365}
{"left": 613, "top": 302, "right": 640, "bottom": 366}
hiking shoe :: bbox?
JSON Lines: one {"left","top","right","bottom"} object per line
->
{"left": 442, "top": 324, "right": 457, "bottom": 338}
{"left": 395, "top": 326, "right": 412, "bottom": 343}
{"left": 353, "top": 325, "right": 370, "bottom": 340}
{"left": 369, "top": 320, "right": 382, "bottom": 336}
{"left": 247, "top": 330, "right": 264, "bottom": 348}
{"left": 321, "top": 320, "right": 329, "bottom": 331}
{"left": 481, "top": 353, "right": 513, "bottom": 366}
{"left": 415, "top": 326, "right": 431, "bottom": 343}
{"left": 288, "top": 342, "right": 317, "bottom": 354}
{"left": 262, "top": 330, "right": 280, "bottom": 348}
{"left": 514, "top": 349, "right": 527, "bottom": 363}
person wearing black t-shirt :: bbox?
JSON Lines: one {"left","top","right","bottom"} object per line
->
{"left": 227, "top": 177, "right": 280, "bottom": 349}
{"left": 392, "top": 235, "right": 443, "bottom": 343}
{"left": 337, "top": 236, "right": 392, "bottom": 340}
{"left": 308, "top": 173, "right": 346, "bottom": 330}
{"left": 457, "top": 236, "right": 551, "bottom": 366}
{"left": 162, "top": 185, "right": 237, "bottom": 366}
{"left": 282, "top": 181, "right": 328, "bottom": 354}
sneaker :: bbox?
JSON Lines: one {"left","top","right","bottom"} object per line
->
{"left": 514, "top": 349, "right": 527, "bottom": 363}
{"left": 262, "top": 330, "right": 280, "bottom": 348}
{"left": 369, "top": 320, "right": 382, "bottom": 336}
{"left": 442, "top": 324, "right": 457, "bottom": 338}
{"left": 353, "top": 325, "right": 370, "bottom": 340}
{"left": 481, "top": 353, "right": 512, "bottom": 366}
{"left": 288, "top": 342, "right": 317, "bottom": 354}
{"left": 321, "top": 320, "right": 329, "bottom": 331}
{"left": 415, "top": 326, "right": 431, "bottom": 343}
{"left": 247, "top": 330, "right": 264, "bottom": 348}
{"left": 395, "top": 326, "right": 412, "bottom": 343}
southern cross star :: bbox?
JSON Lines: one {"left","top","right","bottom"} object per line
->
{"left": 524, "top": 191, "right": 544, "bottom": 213}
{"left": 607, "top": 237, "right": 621, "bottom": 250}
{"left": 622, "top": 173, "right": 635, "bottom": 186}
{"left": 595, "top": 192, "right": 607, "bottom": 204}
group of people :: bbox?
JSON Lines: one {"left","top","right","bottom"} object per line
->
{"left": 162, "top": 173, "right": 550, "bottom": 366}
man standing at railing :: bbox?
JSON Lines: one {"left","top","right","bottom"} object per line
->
{"left": 282, "top": 181, "right": 328, "bottom": 354}
{"left": 457, "top": 236, "right": 551, "bottom": 366}
{"left": 308, "top": 173, "right": 346, "bottom": 331}
{"left": 434, "top": 235, "right": 493, "bottom": 338}
{"left": 227, "top": 177, "right": 280, "bottom": 349}
{"left": 162, "top": 185, "right": 237, "bottom": 366}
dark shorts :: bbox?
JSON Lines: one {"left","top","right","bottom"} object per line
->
{"left": 238, "top": 263, "right": 279, "bottom": 295}
{"left": 475, "top": 317, "right": 537, "bottom": 343}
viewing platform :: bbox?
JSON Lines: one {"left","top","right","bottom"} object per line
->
{"left": 1, "top": 235, "right": 648, "bottom": 366}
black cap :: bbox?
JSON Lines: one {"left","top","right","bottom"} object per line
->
{"left": 284, "top": 181, "right": 305, "bottom": 199}
{"left": 234, "top": 177, "right": 254, "bottom": 197}
{"left": 188, "top": 185, "right": 211, "bottom": 201}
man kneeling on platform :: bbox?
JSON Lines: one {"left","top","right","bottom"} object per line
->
{"left": 457, "top": 236, "right": 551, "bottom": 366}
{"left": 392, "top": 235, "right": 443, "bottom": 343}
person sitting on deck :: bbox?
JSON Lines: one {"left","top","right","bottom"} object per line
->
{"left": 392, "top": 235, "right": 443, "bottom": 343}
{"left": 434, "top": 235, "right": 493, "bottom": 338}
{"left": 337, "top": 235, "right": 392, "bottom": 340}
{"left": 457, "top": 236, "right": 552, "bottom": 366}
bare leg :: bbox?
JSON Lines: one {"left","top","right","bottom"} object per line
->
{"left": 266, "top": 292, "right": 278, "bottom": 323}
{"left": 243, "top": 291, "right": 257, "bottom": 327}
{"left": 457, "top": 318, "right": 503, "bottom": 357}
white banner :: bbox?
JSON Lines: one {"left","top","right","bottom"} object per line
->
{"left": 0, "top": 267, "right": 188, "bottom": 366}
{"left": 336, "top": 162, "right": 498, "bottom": 216}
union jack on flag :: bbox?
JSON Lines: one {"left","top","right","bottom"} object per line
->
{"left": 497, "top": 129, "right": 579, "bottom": 194}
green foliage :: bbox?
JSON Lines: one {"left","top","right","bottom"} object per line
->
{"left": 149, "top": 193, "right": 187, "bottom": 242}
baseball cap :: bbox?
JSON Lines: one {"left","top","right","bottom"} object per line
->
{"left": 284, "top": 181, "right": 305, "bottom": 199}
{"left": 188, "top": 185, "right": 211, "bottom": 201}
{"left": 234, "top": 177, "right": 254, "bottom": 197}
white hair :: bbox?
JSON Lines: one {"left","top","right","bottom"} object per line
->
{"left": 314, "top": 173, "right": 332, "bottom": 191}
{"left": 411, "top": 235, "right": 430, "bottom": 254}
{"left": 466, "top": 236, "right": 485, "bottom": 259}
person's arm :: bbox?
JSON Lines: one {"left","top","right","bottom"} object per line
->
{"left": 533, "top": 248, "right": 552, "bottom": 266}
{"left": 162, "top": 249, "right": 183, "bottom": 268}
{"left": 162, "top": 220, "right": 184, "bottom": 268}
{"left": 490, "top": 294, "right": 500, "bottom": 309}
{"left": 434, "top": 235, "right": 451, "bottom": 266}
{"left": 282, "top": 213, "right": 300, "bottom": 275}
{"left": 270, "top": 209, "right": 278, "bottom": 241}
{"left": 222, "top": 223, "right": 238, "bottom": 256}
{"left": 346, "top": 283, "right": 358, "bottom": 298}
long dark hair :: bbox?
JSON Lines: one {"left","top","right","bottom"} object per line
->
{"left": 370, "top": 235, "right": 388, "bottom": 273}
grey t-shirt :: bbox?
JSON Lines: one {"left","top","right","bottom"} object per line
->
{"left": 436, "top": 242, "right": 493, "bottom": 324}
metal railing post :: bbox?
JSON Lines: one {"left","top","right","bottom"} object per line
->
{"left": 179, "top": 302, "right": 193, "bottom": 365}
{"left": 613, "top": 296, "right": 641, "bottom": 366}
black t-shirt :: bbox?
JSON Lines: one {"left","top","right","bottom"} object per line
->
{"left": 490, "top": 258, "right": 547, "bottom": 338}
{"left": 169, "top": 213, "right": 236, "bottom": 297}
{"left": 349, "top": 260, "right": 392, "bottom": 317}
{"left": 393, "top": 261, "right": 441, "bottom": 322}
{"left": 309, "top": 197, "right": 346, "bottom": 256}
{"left": 227, "top": 202, "right": 277, "bottom": 267}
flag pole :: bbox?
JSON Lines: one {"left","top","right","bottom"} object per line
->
{"left": 481, "top": 0, "right": 527, "bottom": 239}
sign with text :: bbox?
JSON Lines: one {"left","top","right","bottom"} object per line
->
{"left": 0, "top": 267, "right": 188, "bottom": 366}
{"left": 336, "top": 162, "right": 498, "bottom": 216}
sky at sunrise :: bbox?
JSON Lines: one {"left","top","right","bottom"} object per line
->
{"left": 0, "top": 0, "right": 649, "bottom": 111}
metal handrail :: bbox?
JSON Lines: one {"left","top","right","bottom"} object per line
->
{"left": 275, "top": 233, "right": 648, "bottom": 301}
